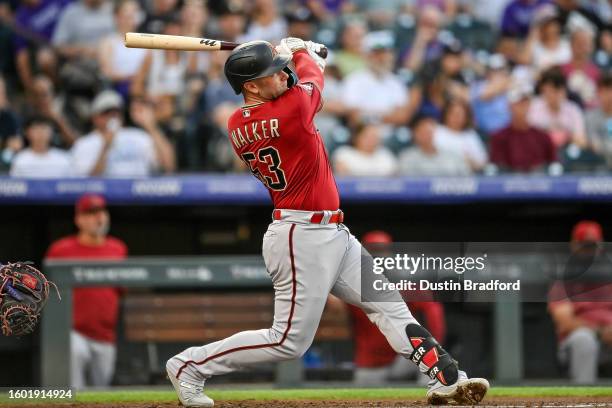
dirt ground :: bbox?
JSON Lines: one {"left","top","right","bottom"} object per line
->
{"left": 6, "top": 397, "right": 612, "bottom": 408}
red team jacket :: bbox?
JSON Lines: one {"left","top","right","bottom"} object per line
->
{"left": 227, "top": 50, "right": 340, "bottom": 211}
{"left": 45, "top": 236, "right": 127, "bottom": 343}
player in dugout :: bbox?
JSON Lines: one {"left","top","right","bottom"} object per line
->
{"left": 45, "top": 193, "right": 127, "bottom": 389}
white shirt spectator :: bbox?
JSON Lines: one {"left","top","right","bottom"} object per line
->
{"left": 10, "top": 148, "right": 72, "bottom": 178}
{"left": 527, "top": 96, "right": 586, "bottom": 147}
{"left": 342, "top": 69, "right": 408, "bottom": 118}
{"left": 332, "top": 145, "right": 398, "bottom": 176}
{"left": 52, "top": 0, "right": 114, "bottom": 47}
{"left": 398, "top": 147, "right": 471, "bottom": 176}
{"left": 433, "top": 125, "right": 488, "bottom": 169}
{"left": 71, "top": 127, "right": 157, "bottom": 177}
{"left": 532, "top": 40, "right": 572, "bottom": 71}
{"left": 103, "top": 33, "right": 147, "bottom": 77}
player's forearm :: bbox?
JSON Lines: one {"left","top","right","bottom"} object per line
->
{"left": 54, "top": 116, "right": 77, "bottom": 147}
{"left": 292, "top": 50, "right": 324, "bottom": 91}
{"left": 90, "top": 145, "right": 111, "bottom": 176}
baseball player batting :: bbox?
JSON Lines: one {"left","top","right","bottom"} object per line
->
{"left": 165, "top": 38, "right": 490, "bottom": 407}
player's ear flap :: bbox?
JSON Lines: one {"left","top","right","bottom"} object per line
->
{"left": 284, "top": 67, "right": 298, "bottom": 89}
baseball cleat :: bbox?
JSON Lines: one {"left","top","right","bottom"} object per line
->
{"left": 166, "top": 367, "right": 214, "bottom": 407}
{"left": 426, "top": 370, "right": 489, "bottom": 405}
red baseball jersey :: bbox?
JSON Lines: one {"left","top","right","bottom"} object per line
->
{"left": 227, "top": 50, "right": 340, "bottom": 211}
{"left": 45, "top": 236, "right": 127, "bottom": 343}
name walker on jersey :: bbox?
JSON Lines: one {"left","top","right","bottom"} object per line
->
{"left": 373, "top": 279, "right": 521, "bottom": 292}
{"left": 230, "top": 118, "right": 281, "bottom": 149}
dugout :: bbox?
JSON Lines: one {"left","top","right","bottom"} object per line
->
{"left": 1, "top": 175, "right": 612, "bottom": 386}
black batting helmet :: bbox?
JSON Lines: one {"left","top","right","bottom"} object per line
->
{"left": 224, "top": 40, "right": 297, "bottom": 95}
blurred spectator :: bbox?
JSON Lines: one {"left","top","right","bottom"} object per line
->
{"left": 342, "top": 31, "right": 413, "bottom": 129}
{"left": 0, "top": 2, "right": 15, "bottom": 82}
{"left": 470, "top": 0, "right": 511, "bottom": 29}
{"left": 594, "top": 27, "right": 612, "bottom": 70}
{"left": 205, "top": 102, "right": 243, "bottom": 171}
{"left": 334, "top": 19, "right": 367, "bottom": 77}
{"left": 138, "top": 0, "right": 178, "bottom": 34}
{"left": 71, "top": 90, "right": 175, "bottom": 177}
{"left": 316, "top": 55, "right": 349, "bottom": 150}
{"left": 561, "top": 26, "right": 601, "bottom": 108}
{"left": 345, "top": 230, "right": 446, "bottom": 385}
{"left": 528, "top": 67, "right": 587, "bottom": 148}
{"left": 98, "top": 0, "right": 147, "bottom": 99}
{"left": 10, "top": 115, "right": 70, "bottom": 177}
{"left": 359, "top": 0, "right": 406, "bottom": 29}
{"left": 0, "top": 74, "right": 21, "bottom": 169}
{"left": 490, "top": 83, "right": 557, "bottom": 172}
{"left": 470, "top": 54, "right": 512, "bottom": 136}
{"left": 333, "top": 123, "right": 398, "bottom": 176}
{"left": 303, "top": 0, "right": 356, "bottom": 22}
{"left": 239, "top": 0, "right": 287, "bottom": 43}
{"left": 181, "top": 0, "right": 208, "bottom": 37}
{"left": 403, "top": 5, "right": 445, "bottom": 72}
{"left": 52, "top": 0, "right": 114, "bottom": 60}
{"left": 434, "top": 98, "right": 488, "bottom": 171}
{"left": 413, "top": 0, "right": 457, "bottom": 20}
{"left": 446, "top": 1, "right": 495, "bottom": 52}
{"left": 548, "top": 220, "right": 612, "bottom": 384}
{"left": 285, "top": 7, "right": 317, "bottom": 40}
{"left": 586, "top": 74, "right": 612, "bottom": 167}
{"left": 553, "top": 0, "right": 610, "bottom": 36}
{"left": 431, "top": 39, "right": 469, "bottom": 101}
{"left": 131, "top": 19, "right": 199, "bottom": 103}
{"left": 198, "top": 50, "right": 241, "bottom": 115}
{"left": 398, "top": 113, "right": 470, "bottom": 176}
{"left": 45, "top": 193, "right": 127, "bottom": 389}
{"left": 23, "top": 75, "right": 77, "bottom": 146}
{"left": 210, "top": 1, "right": 247, "bottom": 42}
{"left": 12, "top": 0, "right": 70, "bottom": 91}
{"left": 519, "top": 5, "right": 572, "bottom": 72}
{"left": 501, "top": 0, "right": 549, "bottom": 38}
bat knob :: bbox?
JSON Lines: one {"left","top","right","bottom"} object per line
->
{"left": 317, "top": 47, "right": 328, "bottom": 59}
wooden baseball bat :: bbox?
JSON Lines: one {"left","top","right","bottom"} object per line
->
{"left": 124, "top": 32, "right": 328, "bottom": 58}
{"left": 125, "top": 32, "right": 236, "bottom": 51}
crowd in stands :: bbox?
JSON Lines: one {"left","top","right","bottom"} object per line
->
{"left": 0, "top": 0, "right": 610, "bottom": 178}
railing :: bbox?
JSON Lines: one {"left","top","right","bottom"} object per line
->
{"left": 3, "top": 174, "right": 612, "bottom": 205}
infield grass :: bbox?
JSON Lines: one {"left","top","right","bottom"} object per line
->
{"left": 2, "top": 387, "right": 612, "bottom": 404}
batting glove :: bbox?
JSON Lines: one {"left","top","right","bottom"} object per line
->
{"left": 305, "top": 41, "right": 326, "bottom": 72}
{"left": 280, "top": 37, "right": 307, "bottom": 53}
{"left": 305, "top": 41, "right": 325, "bottom": 55}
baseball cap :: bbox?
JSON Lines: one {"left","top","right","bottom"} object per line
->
{"left": 442, "top": 39, "right": 463, "bottom": 55}
{"left": 364, "top": 30, "right": 395, "bottom": 52}
{"left": 362, "top": 230, "right": 393, "bottom": 244}
{"left": 572, "top": 221, "right": 603, "bottom": 242}
{"left": 90, "top": 90, "right": 123, "bottom": 116}
{"left": 286, "top": 7, "right": 316, "bottom": 24}
{"left": 76, "top": 193, "right": 107, "bottom": 214}
{"left": 507, "top": 83, "right": 533, "bottom": 103}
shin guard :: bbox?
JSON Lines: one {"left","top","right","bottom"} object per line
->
{"left": 405, "top": 323, "right": 458, "bottom": 385}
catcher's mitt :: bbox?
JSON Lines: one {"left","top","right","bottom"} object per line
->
{"left": 0, "top": 262, "right": 58, "bottom": 336}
